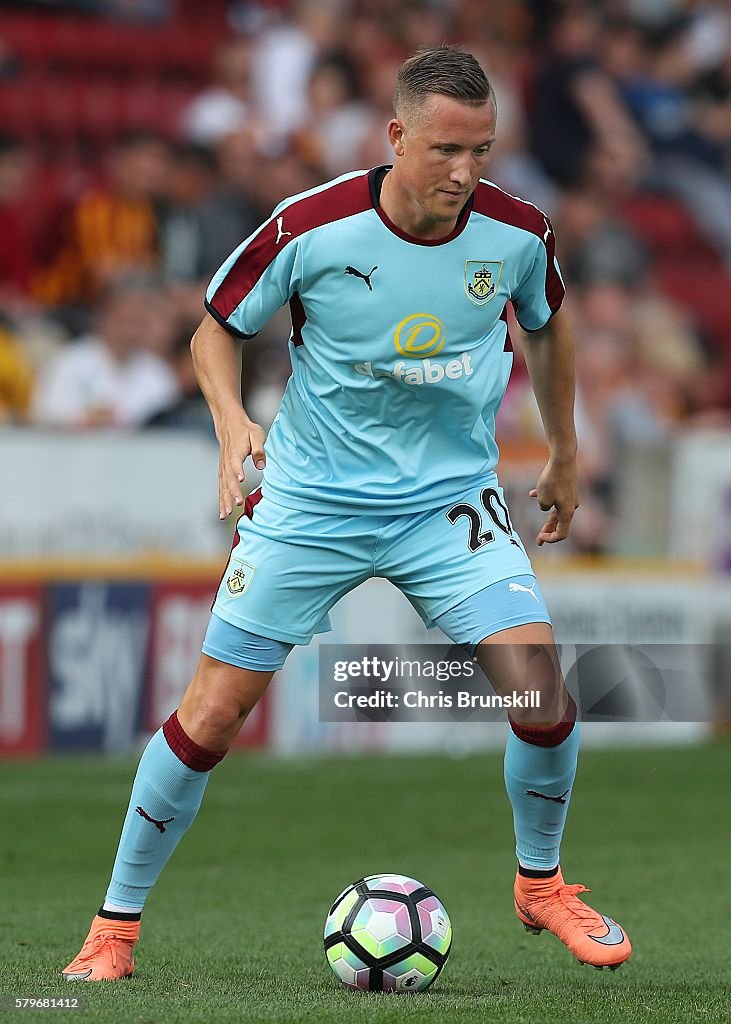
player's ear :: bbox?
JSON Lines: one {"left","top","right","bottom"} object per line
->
{"left": 387, "top": 119, "right": 405, "bottom": 157}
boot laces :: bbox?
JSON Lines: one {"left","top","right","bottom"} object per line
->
{"left": 75, "top": 932, "right": 125, "bottom": 969}
{"left": 556, "top": 883, "right": 600, "bottom": 922}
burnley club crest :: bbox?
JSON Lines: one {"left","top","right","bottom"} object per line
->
{"left": 226, "top": 558, "right": 255, "bottom": 597}
{"left": 465, "top": 261, "right": 503, "bottom": 306}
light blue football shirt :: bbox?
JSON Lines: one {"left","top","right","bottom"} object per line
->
{"left": 205, "top": 167, "right": 564, "bottom": 514}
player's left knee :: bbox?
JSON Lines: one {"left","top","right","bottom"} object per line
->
{"left": 476, "top": 638, "right": 566, "bottom": 725}
{"left": 511, "top": 677, "right": 570, "bottom": 727}
{"left": 509, "top": 691, "right": 577, "bottom": 743}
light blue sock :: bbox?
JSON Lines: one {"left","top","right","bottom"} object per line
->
{"left": 105, "top": 725, "right": 214, "bottom": 910}
{"left": 503, "top": 722, "right": 580, "bottom": 870}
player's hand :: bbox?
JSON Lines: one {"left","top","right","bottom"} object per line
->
{"left": 529, "top": 457, "right": 579, "bottom": 546}
{"left": 217, "top": 414, "right": 267, "bottom": 520}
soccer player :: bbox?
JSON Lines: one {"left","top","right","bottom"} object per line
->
{"left": 63, "top": 46, "right": 631, "bottom": 981}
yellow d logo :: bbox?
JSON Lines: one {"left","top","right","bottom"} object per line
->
{"left": 394, "top": 313, "right": 445, "bottom": 357}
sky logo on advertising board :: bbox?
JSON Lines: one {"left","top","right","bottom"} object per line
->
{"left": 48, "top": 583, "right": 149, "bottom": 752}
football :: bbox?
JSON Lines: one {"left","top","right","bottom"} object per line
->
{"left": 323, "top": 873, "right": 452, "bottom": 992}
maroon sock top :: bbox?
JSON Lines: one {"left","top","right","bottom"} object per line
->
{"left": 162, "top": 711, "right": 228, "bottom": 771}
{"left": 509, "top": 694, "right": 577, "bottom": 748}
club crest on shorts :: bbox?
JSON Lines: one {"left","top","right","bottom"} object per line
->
{"left": 225, "top": 558, "right": 255, "bottom": 597}
{"left": 464, "top": 261, "right": 503, "bottom": 306}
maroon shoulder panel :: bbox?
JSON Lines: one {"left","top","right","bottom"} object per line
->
{"left": 472, "top": 180, "right": 548, "bottom": 236}
{"left": 210, "top": 174, "right": 372, "bottom": 322}
{"left": 473, "top": 181, "right": 564, "bottom": 314}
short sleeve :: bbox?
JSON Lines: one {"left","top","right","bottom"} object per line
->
{"left": 511, "top": 216, "right": 565, "bottom": 332}
{"left": 205, "top": 208, "right": 301, "bottom": 338}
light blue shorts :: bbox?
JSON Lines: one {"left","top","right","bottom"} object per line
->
{"left": 205, "top": 478, "right": 551, "bottom": 668}
{"left": 203, "top": 570, "right": 551, "bottom": 672}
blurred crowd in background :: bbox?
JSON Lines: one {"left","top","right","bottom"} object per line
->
{"left": 1, "top": 0, "right": 731, "bottom": 551}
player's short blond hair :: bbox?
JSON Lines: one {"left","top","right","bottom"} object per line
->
{"left": 393, "top": 46, "right": 495, "bottom": 125}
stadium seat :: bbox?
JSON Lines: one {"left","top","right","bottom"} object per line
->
{"left": 620, "top": 194, "right": 718, "bottom": 262}
{"left": 0, "top": 81, "right": 34, "bottom": 139}
{"left": 0, "top": 14, "right": 48, "bottom": 63}
{"left": 77, "top": 78, "right": 125, "bottom": 142}
{"left": 655, "top": 261, "right": 731, "bottom": 352}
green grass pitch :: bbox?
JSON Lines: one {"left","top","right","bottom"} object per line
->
{"left": 2, "top": 741, "right": 730, "bottom": 1023}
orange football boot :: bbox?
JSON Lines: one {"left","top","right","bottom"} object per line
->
{"left": 62, "top": 915, "right": 139, "bottom": 981}
{"left": 514, "top": 868, "right": 631, "bottom": 969}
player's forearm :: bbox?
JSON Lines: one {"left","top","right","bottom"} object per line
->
{"left": 190, "top": 313, "right": 252, "bottom": 435}
{"left": 521, "top": 305, "right": 578, "bottom": 461}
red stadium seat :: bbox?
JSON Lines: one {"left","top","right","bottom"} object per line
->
{"left": 0, "top": 15, "right": 48, "bottom": 64}
{"left": 124, "top": 31, "right": 162, "bottom": 75}
{"left": 0, "top": 80, "right": 35, "bottom": 139}
{"left": 119, "top": 77, "right": 165, "bottom": 133}
{"left": 157, "top": 82, "right": 198, "bottom": 136}
{"left": 46, "top": 18, "right": 92, "bottom": 70}
{"left": 77, "top": 78, "right": 125, "bottom": 142}
{"left": 38, "top": 74, "right": 81, "bottom": 139}
{"left": 620, "top": 194, "right": 718, "bottom": 262}
{"left": 655, "top": 261, "right": 731, "bottom": 352}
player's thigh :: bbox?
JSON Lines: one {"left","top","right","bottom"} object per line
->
{"left": 381, "top": 477, "right": 543, "bottom": 631}
{"left": 475, "top": 621, "right": 567, "bottom": 726}
{"left": 213, "top": 490, "right": 375, "bottom": 646}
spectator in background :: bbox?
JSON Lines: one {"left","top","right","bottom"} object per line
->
{"left": 243, "top": 146, "right": 320, "bottom": 225}
{"left": 387, "top": 0, "right": 451, "bottom": 55}
{"left": 570, "top": 279, "right": 708, "bottom": 533}
{"left": 613, "top": 18, "right": 724, "bottom": 170}
{"left": 0, "top": 321, "right": 33, "bottom": 423}
{"left": 292, "top": 54, "right": 371, "bottom": 177}
{"left": 181, "top": 38, "right": 252, "bottom": 147}
{"left": 32, "top": 133, "right": 169, "bottom": 324}
{"left": 251, "top": 0, "right": 347, "bottom": 145}
{"left": 158, "top": 143, "right": 218, "bottom": 286}
{"left": 31, "top": 273, "right": 180, "bottom": 428}
{"left": 612, "top": 17, "right": 731, "bottom": 265}
{"left": 144, "top": 332, "right": 212, "bottom": 433}
{"left": 684, "top": 0, "right": 731, "bottom": 79}
{"left": 156, "top": 142, "right": 220, "bottom": 336}
{"left": 692, "top": 44, "right": 731, "bottom": 165}
{"left": 555, "top": 186, "right": 648, "bottom": 287}
{"left": 471, "top": 35, "right": 559, "bottom": 217}
{"left": 195, "top": 130, "right": 264, "bottom": 277}
{"left": 196, "top": 130, "right": 317, "bottom": 277}
{"left": 355, "top": 55, "right": 405, "bottom": 168}
{"left": 528, "top": 4, "right": 648, "bottom": 188}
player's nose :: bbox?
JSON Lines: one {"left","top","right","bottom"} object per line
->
{"left": 448, "top": 158, "right": 471, "bottom": 187}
